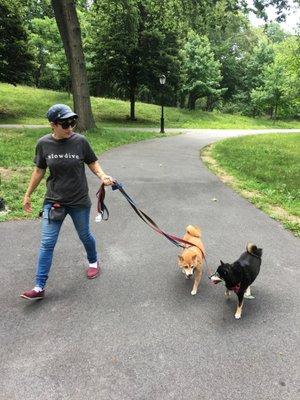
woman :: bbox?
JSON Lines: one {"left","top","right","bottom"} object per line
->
{"left": 21, "top": 104, "right": 115, "bottom": 300}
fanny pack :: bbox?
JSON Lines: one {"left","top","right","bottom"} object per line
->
{"left": 48, "top": 203, "right": 66, "bottom": 222}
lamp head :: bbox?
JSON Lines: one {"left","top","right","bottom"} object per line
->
{"left": 159, "top": 74, "right": 166, "bottom": 85}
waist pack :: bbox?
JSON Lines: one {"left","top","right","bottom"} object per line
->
{"left": 48, "top": 203, "right": 66, "bottom": 222}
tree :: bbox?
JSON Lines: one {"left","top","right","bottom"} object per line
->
{"left": 265, "top": 21, "right": 287, "bottom": 43}
{"left": 250, "top": 36, "right": 300, "bottom": 119}
{"left": 89, "top": 0, "right": 182, "bottom": 120}
{"left": 237, "top": 39, "right": 275, "bottom": 115}
{"left": 22, "top": 0, "right": 54, "bottom": 22}
{"left": 0, "top": 0, "right": 33, "bottom": 85}
{"left": 51, "top": 0, "right": 95, "bottom": 131}
{"left": 251, "top": 64, "right": 284, "bottom": 119}
{"left": 181, "top": 31, "right": 224, "bottom": 110}
{"left": 89, "top": 0, "right": 140, "bottom": 120}
{"left": 28, "top": 17, "right": 69, "bottom": 89}
{"left": 249, "top": 0, "right": 289, "bottom": 22}
{"left": 245, "top": 41, "right": 274, "bottom": 90}
{"left": 205, "top": 2, "right": 258, "bottom": 102}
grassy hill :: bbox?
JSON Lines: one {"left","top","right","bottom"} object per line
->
{"left": 1, "top": 83, "right": 300, "bottom": 129}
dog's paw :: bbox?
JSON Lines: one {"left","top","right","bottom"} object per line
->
{"left": 234, "top": 313, "right": 241, "bottom": 319}
{"left": 191, "top": 290, "right": 197, "bottom": 295}
{"left": 244, "top": 294, "right": 255, "bottom": 299}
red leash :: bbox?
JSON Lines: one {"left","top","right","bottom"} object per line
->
{"left": 95, "top": 184, "right": 109, "bottom": 221}
{"left": 96, "top": 182, "right": 207, "bottom": 262}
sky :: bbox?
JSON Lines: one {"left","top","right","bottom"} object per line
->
{"left": 247, "top": 0, "right": 300, "bottom": 33}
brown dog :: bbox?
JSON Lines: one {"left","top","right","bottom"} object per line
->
{"left": 178, "top": 225, "right": 205, "bottom": 295}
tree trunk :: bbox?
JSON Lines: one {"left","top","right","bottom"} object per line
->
{"left": 95, "top": 83, "right": 103, "bottom": 97}
{"left": 129, "top": 85, "right": 137, "bottom": 121}
{"left": 188, "top": 93, "right": 197, "bottom": 110}
{"left": 274, "top": 102, "right": 278, "bottom": 121}
{"left": 35, "top": 48, "right": 46, "bottom": 87}
{"left": 205, "top": 94, "right": 214, "bottom": 112}
{"left": 179, "top": 93, "right": 185, "bottom": 109}
{"left": 34, "top": 64, "right": 42, "bottom": 87}
{"left": 51, "top": 0, "right": 95, "bottom": 131}
{"left": 273, "top": 92, "right": 280, "bottom": 121}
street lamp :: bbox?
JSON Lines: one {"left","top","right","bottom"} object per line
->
{"left": 159, "top": 74, "right": 166, "bottom": 133}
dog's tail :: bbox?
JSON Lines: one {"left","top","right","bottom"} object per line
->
{"left": 186, "top": 225, "right": 201, "bottom": 238}
{"left": 247, "top": 243, "right": 263, "bottom": 258}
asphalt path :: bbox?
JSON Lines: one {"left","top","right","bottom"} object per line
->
{"left": 0, "top": 130, "right": 299, "bottom": 400}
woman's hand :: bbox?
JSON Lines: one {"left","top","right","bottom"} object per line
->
{"left": 23, "top": 194, "right": 32, "bottom": 212}
{"left": 87, "top": 162, "right": 115, "bottom": 186}
{"left": 23, "top": 168, "right": 45, "bottom": 213}
{"left": 101, "top": 174, "right": 116, "bottom": 186}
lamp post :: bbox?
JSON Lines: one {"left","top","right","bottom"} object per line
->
{"left": 0, "top": 174, "right": 5, "bottom": 212}
{"left": 159, "top": 74, "right": 166, "bottom": 133}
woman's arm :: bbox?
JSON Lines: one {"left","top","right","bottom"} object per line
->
{"left": 88, "top": 161, "right": 115, "bottom": 185}
{"left": 23, "top": 167, "right": 46, "bottom": 212}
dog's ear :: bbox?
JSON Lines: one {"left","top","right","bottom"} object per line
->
{"left": 220, "top": 260, "right": 224, "bottom": 265}
{"left": 192, "top": 254, "right": 197, "bottom": 261}
{"left": 178, "top": 255, "right": 184, "bottom": 262}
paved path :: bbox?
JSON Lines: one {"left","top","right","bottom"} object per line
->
{"left": 0, "top": 130, "right": 299, "bottom": 400}
{"left": 1, "top": 123, "right": 300, "bottom": 134}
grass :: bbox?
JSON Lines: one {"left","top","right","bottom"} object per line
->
{"left": 1, "top": 83, "right": 300, "bottom": 129}
{"left": 0, "top": 127, "right": 163, "bottom": 222}
{"left": 201, "top": 133, "right": 300, "bottom": 236}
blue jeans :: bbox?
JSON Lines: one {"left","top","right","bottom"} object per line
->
{"left": 35, "top": 203, "right": 97, "bottom": 289}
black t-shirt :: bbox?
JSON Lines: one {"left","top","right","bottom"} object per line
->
{"left": 34, "top": 133, "right": 98, "bottom": 207}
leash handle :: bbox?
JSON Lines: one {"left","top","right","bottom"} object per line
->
{"left": 96, "top": 183, "right": 109, "bottom": 221}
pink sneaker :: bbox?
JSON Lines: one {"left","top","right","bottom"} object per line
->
{"left": 21, "top": 289, "right": 45, "bottom": 300}
{"left": 86, "top": 262, "right": 101, "bottom": 279}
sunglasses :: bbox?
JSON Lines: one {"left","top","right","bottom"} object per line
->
{"left": 57, "top": 118, "right": 77, "bottom": 129}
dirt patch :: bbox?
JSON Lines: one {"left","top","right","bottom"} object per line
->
{"left": 0, "top": 166, "right": 32, "bottom": 181}
{"left": 0, "top": 167, "right": 16, "bottom": 180}
{"left": 201, "top": 147, "right": 262, "bottom": 198}
{"left": 0, "top": 106, "right": 17, "bottom": 119}
{"left": 267, "top": 205, "right": 300, "bottom": 224}
{"left": 201, "top": 148, "right": 239, "bottom": 186}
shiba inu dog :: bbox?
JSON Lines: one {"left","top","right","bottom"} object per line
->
{"left": 178, "top": 225, "right": 205, "bottom": 295}
{"left": 210, "top": 243, "right": 262, "bottom": 319}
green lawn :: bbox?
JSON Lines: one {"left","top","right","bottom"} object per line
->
{"left": 0, "top": 127, "right": 163, "bottom": 222}
{"left": 1, "top": 83, "right": 300, "bottom": 129}
{"left": 203, "top": 133, "right": 300, "bottom": 236}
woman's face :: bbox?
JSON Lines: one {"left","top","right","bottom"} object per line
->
{"left": 51, "top": 118, "right": 77, "bottom": 139}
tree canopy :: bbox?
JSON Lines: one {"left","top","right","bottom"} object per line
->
{"left": 1, "top": 0, "right": 299, "bottom": 120}
{"left": 0, "top": 0, "right": 33, "bottom": 85}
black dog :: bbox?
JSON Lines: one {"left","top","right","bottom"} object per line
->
{"left": 210, "top": 243, "right": 262, "bottom": 319}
